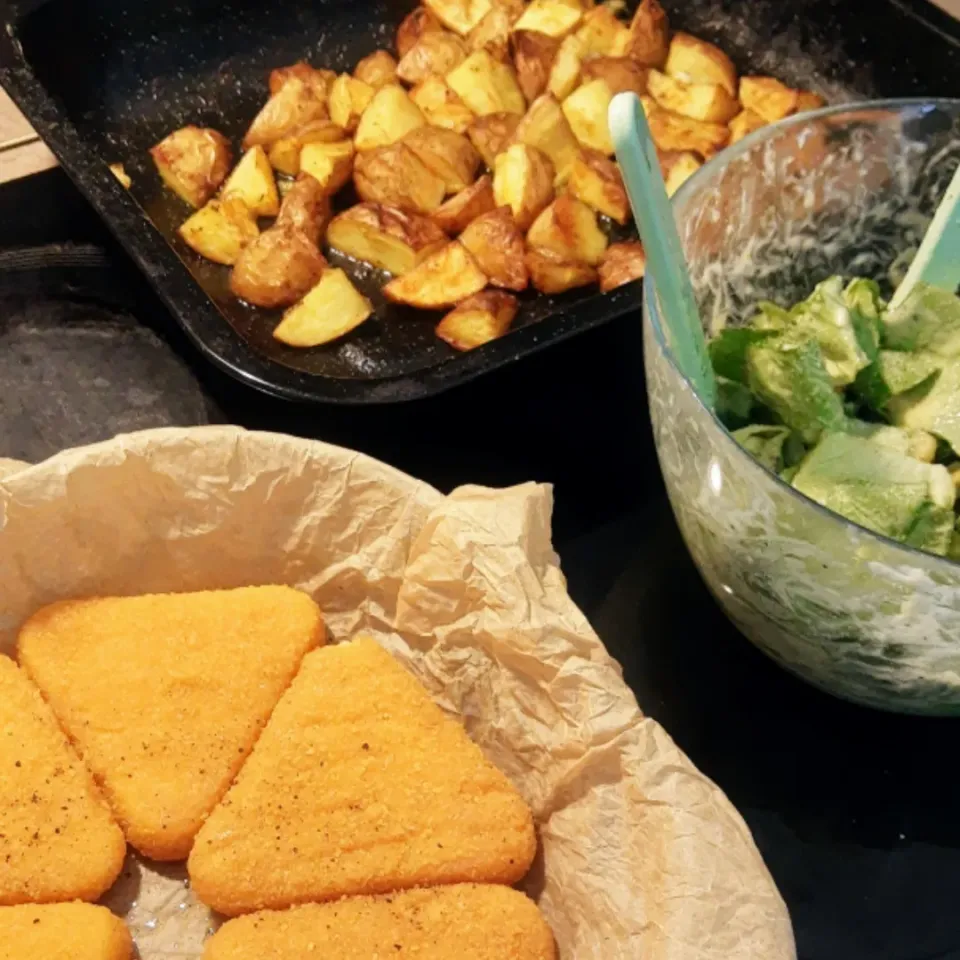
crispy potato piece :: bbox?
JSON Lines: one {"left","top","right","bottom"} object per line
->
{"left": 269, "top": 62, "right": 335, "bottom": 101}
{"left": 581, "top": 56, "right": 648, "bottom": 95}
{"left": 179, "top": 198, "right": 259, "bottom": 266}
{"left": 151, "top": 126, "right": 232, "bottom": 209}
{"left": 739, "top": 75, "right": 799, "bottom": 123}
{"left": 424, "top": 0, "right": 493, "bottom": 35}
{"left": 397, "top": 8, "right": 445, "bottom": 58}
{"left": 266, "top": 120, "right": 345, "bottom": 176}
{"left": 436, "top": 290, "right": 518, "bottom": 349}
{"left": 527, "top": 193, "right": 607, "bottom": 264}
{"left": 568, "top": 149, "right": 628, "bottom": 222}
{"left": 221, "top": 146, "right": 280, "bottom": 217}
{"left": 230, "top": 226, "right": 328, "bottom": 308}
{"left": 664, "top": 32, "right": 737, "bottom": 96}
{"left": 274, "top": 176, "right": 332, "bottom": 246}
{"left": 354, "top": 143, "right": 447, "bottom": 213}
{"left": 397, "top": 31, "right": 469, "bottom": 85}
{"left": 244, "top": 77, "right": 329, "bottom": 150}
{"left": 354, "top": 50, "right": 398, "bottom": 89}
{"left": 432, "top": 175, "right": 497, "bottom": 233}
{"left": 512, "top": 0, "right": 583, "bottom": 37}
{"left": 410, "top": 77, "right": 476, "bottom": 134}
{"left": 647, "top": 69, "right": 739, "bottom": 123}
{"left": 575, "top": 5, "right": 630, "bottom": 56}
{"left": 646, "top": 105, "right": 729, "bottom": 158}
{"left": 329, "top": 74, "right": 376, "bottom": 133}
{"left": 459, "top": 206, "right": 528, "bottom": 289}
{"left": 0, "top": 903, "right": 132, "bottom": 959}
{"left": 300, "top": 140, "right": 356, "bottom": 195}
{"left": 513, "top": 93, "right": 580, "bottom": 184}
{"left": 327, "top": 203, "right": 448, "bottom": 275}
{"left": 512, "top": 31, "right": 560, "bottom": 103}
{"left": 492, "top": 0, "right": 525, "bottom": 18}
{"left": 447, "top": 50, "right": 526, "bottom": 116}
{"left": 598, "top": 240, "right": 646, "bottom": 291}
{"left": 355, "top": 85, "right": 426, "bottom": 151}
{"left": 383, "top": 240, "right": 487, "bottom": 307}
{"left": 468, "top": 5, "right": 513, "bottom": 59}
{"left": 526, "top": 246, "right": 596, "bottom": 293}
{"left": 795, "top": 90, "right": 826, "bottom": 113}
{"left": 467, "top": 112, "right": 521, "bottom": 166}
{"left": 728, "top": 108, "right": 766, "bottom": 144}
{"left": 273, "top": 269, "right": 373, "bottom": 348}
{"left": 109, "top": 163, "right": 131, "bottom": 189}
{"left": 492, "top": 143, "right": 555, "bottom": 229}
{"left": 547, "top": 34, "right": 584, "bottom": 100}
{"left": 626, "top": 0, "right": 669, "bottom": 66}
{"left": 562, "top": 79, "right": 614, "bottom": 154}
{"left": 403, "top": 127, "right": 482, "bottom": 193}
{"left": 658, "top": 149, "right": 702, "bottom": 196}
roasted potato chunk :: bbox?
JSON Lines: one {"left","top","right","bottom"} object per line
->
{"left": 274, "top": 175, "right": 332, "bottom": 246}
{"left": 354, "top": 50, "right": 399, "bottom": 89}
{"left": 512, "top": 0, "right": 583, "bottom": 37}
{"left": 647, "top": 69, "right": 739, "bottom": 123}
{"left": 403, "top": 127, "right": 482, "bottom": 193}
{"left": 269, "top": 62, "right": 335, "bottom": 101}
{"left": 562, "top": 79, "right": 614, "bottom": 154}
{"left": 109, "top": 162, "right": 132, "bottom": 189}
{"left": 728, "top": 108, "right": 766, "bottom": 144}
{"left": 459, "top": 206, "right": 528, "bottom": 290}
{"left": 266, "top": 119, "right": 345, "bottom": 176}
{"left": 581, "top": 56, "right": 648, "bottom": 95}
{"left": 664, "top": 33, "right": 737, "bottom": 97}
{"left": 273, "top": 269, "right": 373, "bottom": 347}
{"left": 222, "top": 146, "right": 281, "bottom": 217}
{"left": 179, "top": 198, "right": 259, "bottom": 266}
{"left": 424, "top": 0, "right": 493, "bottom": 35}
{"left": 525, "top": 246, "right": 596, "bottom": 293}
{"left": 547, "top": 34, "right": 584, "bottom": 100}
{"left": 446, "top": 50, "right": 526, "bottom": 116}
{"left": 151, "top": 126, "right": 232, "bottom": 208}
{"left": 468, "top": 6, "right": 514, "bottom": 60}
{"left": 527, "top": 194, "right": 607, "bottom": 265}
{"left": 568, "top": 149, "right": 629, "bottom": 222}
{"left": 230, "top": 225, "right": 328, "bottom": 308}
{"left": 598, "top": 240, "right": 646, "bottom": 292}
{"left": 795, "top": 90, "right": 826, "bottom": 113}
{"left": 432, "top": 174, "right": 497, "bottom": 234}
{"left": 410, "top": 77, "right": 476, "bottom": 134}
{"left": 327, "top": 203, "right": 448, "bottom": 275}
{"left": 513, "top": 93, "right": 581, "bottom": 184}
{"left": 354, "top": 85, "right": 426, "bottom": 151}
{"left": 739, "top": 76, "right": 799, "bottom": 123}
{"left": 492, "top": 142, "right": 555, "bottom": 229}
{"left": 575, "top": 6, "right": 630, "bottom": 57}
{"left": 436, "top": 290, "right": 518, "bottom": 349}
{"left": 328, "top": 74, "right": 376, "bottom": 133}
{"left": 244, "top": 76, "right": 329, "bottom": 149}
{"left": 467, "top": 112, "right": 522, "bottom": 166}
{"left": 626, "top": 0, "right": 669, "bottom": 66}
{"left": 658, "top": 149, "right": 702, "bottom": 196}
{"left": 645, "top": 103, "right": 729, "bottom": 158}
{"left": 397, "top": 7, "right": 446, "bottom": 58}
{"left": 397, "top": 31, "right": 469, "bottom": 85}
{"left": 383, "top": 240, "right": 488, "bottom": 307}
{"left": 300, "top": 140, "right": 356, "bottom": 195}
{"left": 512, "top": 31, "right": 560, "bottom": 103}
{"left": 354, "top": 143, "right": 447, "bottom": 213}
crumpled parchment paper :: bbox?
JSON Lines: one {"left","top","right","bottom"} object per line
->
{"left": 0, "top": 426, "right": 795, "bottom": 960}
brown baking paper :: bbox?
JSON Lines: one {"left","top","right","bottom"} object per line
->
{"left": 0, "top": 426, "right": 794, "bottom": 960}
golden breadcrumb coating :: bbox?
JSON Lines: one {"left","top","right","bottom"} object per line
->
{"left": 18, "top": 586, "right": 324, "bottom": 860}
{"left": 189, "top": 636, "right": 536, "bottom": 914}
{"left": 0, "top": 657, "right": 125, "bottom": 905}
{"left": 0, "top": 903, "right": 132, "bottom": 960}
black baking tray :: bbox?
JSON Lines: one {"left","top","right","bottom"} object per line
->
{"left": 0, "top": 0, "right": 959, "bottom": 403}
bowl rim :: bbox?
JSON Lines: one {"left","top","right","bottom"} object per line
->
{"left": 644, "top": 96, "right": 960, "bottom": 569}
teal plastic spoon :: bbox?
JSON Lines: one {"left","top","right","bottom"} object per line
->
{"left": 608, "top": 91, "right": 716, "bottom": 409}
{"left": 889, "top": 158, "right": 960, "bottom": 310}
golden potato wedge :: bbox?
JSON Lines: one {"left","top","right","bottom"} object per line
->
{"left": 513, "top": 93, "right": 581, "bottom": 184}
{"left": 739, "top": 76, "right": 798, "bottom": 123}
{"left": 383, "top": 240, "right": 488, "bottom": 307}
{"left": 436, "top": 290, "right": 518, "bottom": 349}
{"left": 244, "top": 77, "right": 329, "bottom": 150}
{"left": 354, "top": 143, "right": 447, "bottom": 213}
{"left": 446, "top": 50, "right": 526, "bottom": 116}
{"left": 179, "top": 197, "right": 259, "bottom": 265}
{"left": 397, "top": 31, "right": 469, "bottom": 85}
{"left": 492, "top": 0, "right": 525, "bottom": 17}
{"left": 275, "top": 175, "right": 332, "bottom": 246}
{"left": 269, "top": 62, "right": 335, "bottom": 101}
{"left": 647, "top": 69, "right": 739, "bottom": 123}
{"left": 646, "top": 105, "right": 729, "bottom": 158}
{"left": 658, "top": 149, "right": 701, "bottom": 196}
{"left": 300, "top": 140, "right": 356, "bottom": 195}
{"left": 547, "top": 34, "right": 585, "bottom": 100}
{"left": 109, "top": 162, "right": 132, "bottom": 189}
{"left": 459, "top": 205, "right": 528, "bottom": 290}
{"left": 397, "top": 7, "right": 445, "bottom": 58}
{"left": 273, "top": 269, "right": 373, "bottom": 348}
{"left": 581, "top": 56, "right": 648, "bottom": 95}
{"left": 432, "top": 174, "right": 497, "bottom": 233}
{"left": 467, "top": 111, "right": 521, "bottom": 166}
{"left": 328, "top": 202, "right": 448, "bottom": 275}
{"left": 410, "top": 77, "right": 476, "bottom": 133}
{"left": 354, "top": 84, "right": 426, "bottom": 151}
{"left": 664, "top": 33, "right": 737, "bottom": 96}
{"left": 328, "top": 74, "right": 376, "bottom": 133}
{"left": 512, "top": 0, "right": 583, "bottom": 37}
{"left": 575, "top": 5, "right": 630, "bottom": 56}
{"left": 354, "top": 50, "right": 399, "bottom": 89}
{"left": 626, "top": 0, "right": 669, "bottom": 67}
{"left": 728, "top": 108, "right": 766, "bottom": 144}
{"left": 468, "top": 5, "right": 513, "bottom": 59}
{"left": 526, "top": 246, "right": 597, "bottom": 293}
{"left": 424, "top": 0, "right": 493, "bottom": 35}
{"left": 562, "top": 79, "right": 614, "bottom": 154}
{"left": 598, "top": 240, "right": 646, "bottom": 291}
{"left": 512, "top": 31, "right": 560, "bottom": 103}
{"left": 492, "top": 142, "right": 555, "bottom": 229}
{"left": 266, "top": 119, "right": 345, "bottom": 176}
{"left": 151, "top": 126, "right": 232, "bottom": 209}
{"left": 230, "top": 225, "right": 328, "bottom": 308}
{"left": 527, "top": 193, "right": 607, "bottom": 264}
{"left": 403, "top": 127, "right": 482, "bottom": 193}
{"left": 568, "top": 149, "right": 629, "bottom": 222}
{"left": 795, "top": 90, "right": 826, "bottom": 114}
{"left": 222, "top": 146, "right": 281, "bottom": 217}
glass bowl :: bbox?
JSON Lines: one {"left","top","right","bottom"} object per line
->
{"left": 645, "top": 99, "right": 960, "bottom": 715}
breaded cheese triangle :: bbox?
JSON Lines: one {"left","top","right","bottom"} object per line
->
{"left": 0, "top": 657, "right": 125, "bottom": 905}
{"left": 0, "top": 903, "right": 132, "bottom": 960}
{"left": 189, "top": 636, "right": 536, "bottom": 915}
{"left": 202, "top": 884, "right": 555, "bottom": 960}
{"left": 18, "top": 586, "right": 324, "bottom": 861}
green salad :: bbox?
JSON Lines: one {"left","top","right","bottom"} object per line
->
{"left": 710, "top": 277, "right": 960, "bottom": 558}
